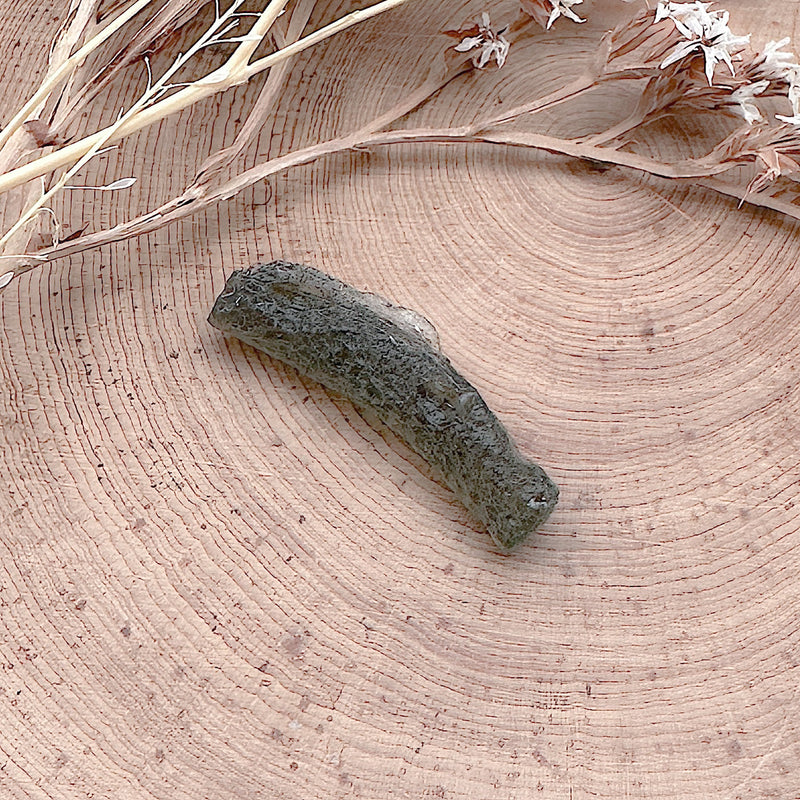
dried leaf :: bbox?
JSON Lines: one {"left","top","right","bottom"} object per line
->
{"left": 23, "top": 119, "right": 67, "bottom": 147}
{"left": 100, "top": 177, "right": 137, "bottom": 190}
{"left": 64, "top": 177, "right": 137, "bottom": 191}
{"left": 442, "top": 23, "right": 481, "bottom": 40}
{"left": 59, "top": 224, "right": 91, "bottom": 243}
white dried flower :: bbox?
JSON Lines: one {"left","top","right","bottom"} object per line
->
{"left": 760, "top": 37, "right": 798, "bottom": 80}
{"left": 547, "top": 0, "right": 585, "bottom": 29}
{"left": 730, "top": 80, "right": 768, "bottom": 124}
{"left": 776, "top": 66, "right": 800, "bottom": 124}
{"left": 657, "top": 2, "right": 750, "bottom": 84}
{"left": 655, "top": 2, "right": 714, "bottom": 35}
{"left": 453, "top": 12, "right": 510, "bottom": 68}
{"left": 519, "top": 0, "right": 585, "bottom": 28}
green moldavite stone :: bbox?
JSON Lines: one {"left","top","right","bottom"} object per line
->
{"left": 208, "top": 261, "right": 558, "bottom": 551}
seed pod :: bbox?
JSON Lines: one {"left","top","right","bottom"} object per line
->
{"left": 208, "top": 261, "right": 558, "bottom": 551}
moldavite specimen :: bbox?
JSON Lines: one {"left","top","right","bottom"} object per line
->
{"left": 208, "top": 261, "right": 558, "bottom": 551}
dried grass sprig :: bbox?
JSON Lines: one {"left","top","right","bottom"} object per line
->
{"left": 0, "top": 0, "right": 271, "bottom": 252}
{"left": 49, "top": 0, "right": 209, "bottom": 136}
{"left": 4, "top": 33, "right": 476, "bottom": 277}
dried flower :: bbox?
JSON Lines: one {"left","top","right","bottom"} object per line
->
{"left": 619, "top": 62, "right": 759, "bottom": 131}
{"left": 731, "top": 38, "right": 798, "bottom": 99}
{"left": 446, "top": 12, "right": 510, "bottom": 68}
{"left": 657, "top": 2, "right": 750, "bottom": 84}
{"left": 706, "top": 122, "right": 800, "bottom": 194}
{"left": 519, "top": 0, "right": 584, "bottom": 30}
{"left": 729, "top": 80, "right": 768, "bottom": 124}
{"left": 545, "top": 1, "right": 585, "bottom": 28}
{"left": 759, "top": 38, "right": 798, "bottom": 81}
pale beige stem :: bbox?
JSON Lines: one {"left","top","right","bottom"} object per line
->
{"left": 475, "top": 69, "right": 650, "bottom": 131}
{"left": 49, "top": 0, "right": 104, "bottom": 103}
{"left": 360, "top": 126, "right": 733, "bottom": 179}
{"left": 477, "top": 73, "right": 599, "bottom": 129}
{"left": 51, "top": 0, "right": 208, "bottom": 132}
{"left": 2, "top": 53, "right": 471, "bottom": 276}
{"left": 242, "top": 0, "right": 413, "bottom": 80}
{"left": 224, "top": 0, "right": 289, "bottom": 74}
{"left": 0, "top": 0, "right": 102, "bottom": 178}
{"left": 580, "top": 114, "right": 647, "bottom": 146}
{"left": 0, "top": 0, "right": 104, "bottom": 258}
{"left": 1, "top": 0, "right": 245, "bottom": 249}
{"left": 697, "top": 177, "right": 800, "bottom": 219}
{"left": 193, "top": 0, "right": 315, "bottom": 187}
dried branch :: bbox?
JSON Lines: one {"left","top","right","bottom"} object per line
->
{"left": 0, "top": 0, "right": 156, "bottom": 153}
{"left": 0, "top": 0, "right": 416, "bottom": 199}
{"left": 3, "top": 44, "right": 476, "bottom": 276}
{"left": 0, "top": 0, "right": 262, "bottom": 251}
{"left": 191, "top": 0, "right": 317, "bottom": 189}
{"left": 50, "top": 0, "right": 209, "bottom": 134}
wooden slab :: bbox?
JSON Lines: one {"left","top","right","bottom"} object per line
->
{"left": 1, "top": 1, "right": 798, "bottom": 798}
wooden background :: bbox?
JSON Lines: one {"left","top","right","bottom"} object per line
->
{"left": 1, "top": 1, "right": 799, "bottom": 797}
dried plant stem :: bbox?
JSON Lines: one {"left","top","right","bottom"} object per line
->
{"left": 0, "top": 0, "right": 417, "bottom": 199}
{"left": 697, "top": 177, "right": 800, "bottom": 217}
{"left": 224, "top": 0, "right": 289, "bottom": 74}
{"left": 0, "top": 0, "right": 256, "bottom": 250}
{"left": 10, "top": 104, "right": 796, "bottom": 276}
{"left": 477, "top": 73, "right": 600, "bottom": 128}
{"left": 49, "top": 0, "right": 105, "bottom": 102}
{"left": 361, "top": 126, "right": 734, "bottom": 179}
{"left": 475, "top": 63, "right": 671, "bottom": 132}
{"left": 580, "top": 113, "right": 650, "bottom": 146}
{"left": 3, "top": 3, "right": 797, "bottom": 283}
{"left": 51, "top": 0, "right": 209, "bottom": 132}
{"left": 0, "top": 0, "right": 103, "bottom": 179}
{"left": 0, "top": 0, "right": 107, "bottom": 257}
{"left": 0, "top": 0, "right": 157, "bottom": 152}
{"left": 193, "top": 0, "right": 316, "bottom": 188}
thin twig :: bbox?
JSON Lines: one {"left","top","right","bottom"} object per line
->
{"left": 4, "top": 48, "right": 477, "bottom": 275}
{"left": 0, "top": 0, "right": 252, "bottom": 250}
{"left": 50, "top": 0, "right": 209, "bottom": 134}
{"left": 193, "top": 0, "right": 314, "bottom": 188}
{"left": 698, "top": 177, "right": 800, "bottom": 218}
{"left": 361, "top": 126, "right": 734, "bottom": 179}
